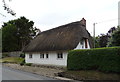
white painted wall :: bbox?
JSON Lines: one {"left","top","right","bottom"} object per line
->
{"left": 25, "top": 51, "right": 68, "bottom": 66}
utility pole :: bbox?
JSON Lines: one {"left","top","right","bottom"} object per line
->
{"left": 93, "top": 23, "right": 97, "bottom": 48}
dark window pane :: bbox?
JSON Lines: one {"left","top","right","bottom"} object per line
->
{"left": 29, "top": 54, "right": 32, "bottom": 58}
{"left": 57, "top": 53, "right": 63, "bottom": 58}
{"left": 46, "top": 54, "right": 49, "bottom": 58}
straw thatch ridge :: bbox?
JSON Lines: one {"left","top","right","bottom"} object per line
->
{"left": 23, "top": 19, "right": 93, "bottom": 52}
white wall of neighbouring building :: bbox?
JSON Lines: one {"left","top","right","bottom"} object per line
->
{"left": 25, "top": 51, "right": 68, "bottom": 66}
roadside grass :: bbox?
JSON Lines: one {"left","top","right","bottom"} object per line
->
{"left": 63, "top": 70, "right": 120, "bottom": 80}
{"left": 0, "top": 57, "right": 24, "bottom": 64}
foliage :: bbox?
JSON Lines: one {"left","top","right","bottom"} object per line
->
{"left": 108, "top": 26, "right": 120, "bottom": 47}
{"left": 95, "top": 27, "right": 117, "bottom": 48}
{"left": 67, "top": 47, "right": 120, "bottom": 73}
{"left": 2, "top": 16, "right": 40, "bottom": 52}
{"left": 99, "top": 34, "right": 109, "bottom": 47}
{"left": 20, "top": 59, "right": 25, "bottom": 66}
{"left": 2, "top": 23, "right": 18, "bottom": 52}
{"left": 20, "top": 53, "right": 25, "bottom": 58}
{"left": 95, "top": 34, "right": 109, "bottom": 48}
{"left": 2, "top": 0, "right": 16, "bottom": 16}
{"left": 95, "top": 36, "right": 100, "bottom": 48}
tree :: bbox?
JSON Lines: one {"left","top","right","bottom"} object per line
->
{"left": 99, "top": 34, "right": 109, "bottom": 47}
{"left": 95, "top": 27, "right": 117, "bottom": 48}
{"left": 108, "top": 26, "right": 120, "bottom": 47}
{"left": 2, "top": 23, "right": 18, "bottom": 52}
{"left": 95, "top": 34, "right": 109, "bottom": 48}
{"left": 95, "top": 36, "right": 100, "bottom": 48}
{"left": 2, "top": 16, "right": 40, "bottom": 52}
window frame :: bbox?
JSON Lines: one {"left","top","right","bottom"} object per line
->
{"left": 57, "top": 52, "right": 63, "bottom": 59}
{"left": 29, "top": 54, "right": 32, "bottom": 59}
{"left": 40, "top": 53, "right": 44, "bottom": 58}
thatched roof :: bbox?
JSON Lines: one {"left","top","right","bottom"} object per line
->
{"left": 23, "top": 18, "right": 93, "bottom": 52}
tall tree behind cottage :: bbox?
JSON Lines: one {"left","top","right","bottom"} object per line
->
{"left": 2, "top": 16, "right": 40, "bottom": 52}
{"left": 107, "top": 26, "right": 120, "bottom": 47}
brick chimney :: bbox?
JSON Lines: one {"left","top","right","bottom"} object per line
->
{"left": 80, "top": 18, "right": 86, "bottom": 27}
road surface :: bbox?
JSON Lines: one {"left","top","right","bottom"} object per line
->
{"left": 2, "top": 65, "right": 56, "bottom": 80}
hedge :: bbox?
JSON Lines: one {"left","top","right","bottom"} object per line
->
{"left": 67, "top": 47, "right": 120, "bottom": 73}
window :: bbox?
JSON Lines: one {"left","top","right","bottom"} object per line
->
{"left": 57, "top": 53, "right": 63, "bottom": 59}
{"left": 29, "top": 54, "right": 32, "bottom": 58}
{"left": 40, "top": 53, "right": 44, "bottom": 58}
{"left": 46, "top": 53, "right": 49, "bottom": 58}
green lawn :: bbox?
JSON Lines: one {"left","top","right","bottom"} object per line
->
{"left": 0, "top": 57, "right": 24, "bottom": 64}
{"left": 63, "top": 70, "right": 120, "bottom": 80}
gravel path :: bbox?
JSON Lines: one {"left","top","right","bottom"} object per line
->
{"left": 2, "top": 63, "right": 65, "bottom": 78}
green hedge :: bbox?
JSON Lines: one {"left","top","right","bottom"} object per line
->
{"left": 67, "top": 47, "right": 120, "bottom": 73}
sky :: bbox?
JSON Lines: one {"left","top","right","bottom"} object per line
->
{"left": 0, "top": 0, "right": 119, "bottom": 36}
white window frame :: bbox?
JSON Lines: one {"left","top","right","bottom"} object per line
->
{"left": 40, "top": 53, "right": 44, "bottom": 58}
{"left": 57, "top": 53, "right": 63, "bottom": 59}
{"left": 29, "top": 54, "right": 32, "bottom": 59}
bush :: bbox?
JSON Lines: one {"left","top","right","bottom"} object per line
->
{"left": 20, "top": 53, "right": 25, "bottom": 58}
{"left": 20, "top": 59, "right": 25, "bottom": 66}
{"left": 67, "top": 47, "right": 120, "bottom": 73}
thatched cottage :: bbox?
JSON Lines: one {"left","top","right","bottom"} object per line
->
{"left": 23, "top": 18, "right": 93, "bottom": 66}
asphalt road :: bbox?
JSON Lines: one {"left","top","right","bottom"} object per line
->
{"left": 0, "top": 64, "right": 80, "bottom": 82}
{"left": 2, "top": 65, "right": 56, "bottom": 80}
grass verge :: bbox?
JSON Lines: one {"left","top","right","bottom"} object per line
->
{"left": 0, "top": 57, "right": 24, "bottom": 64}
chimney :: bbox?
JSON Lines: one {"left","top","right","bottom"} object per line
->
{"left": 80, "top": 18, "right": 86, "bottom": 27}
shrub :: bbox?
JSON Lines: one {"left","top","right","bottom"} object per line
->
{"left": 20, "top": 59, "right": 25, "bottom": 66}
{"left": 20, "top": 53, "right": 25, "bottom": 58}
{"left": 67, "top": 47, "right": 120, "bottom": 73}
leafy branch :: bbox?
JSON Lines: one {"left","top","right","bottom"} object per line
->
{"left": 2, "top": 0, "right": 16, "bottom": 16}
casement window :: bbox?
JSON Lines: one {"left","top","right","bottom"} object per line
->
{"left": 46, "top": 53, "right": 49, "bottom": 58}
{"left": 57, "top": 53, "right": 63, "bottom": 59}
{"left": 29, "top": 54, "right": 32, "bottom": 58}
{"left": 40, "top": 53, "right": 44, "bottom": 58}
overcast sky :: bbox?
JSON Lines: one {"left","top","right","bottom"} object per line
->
{"left": 0, "top": 0, "right": 119, "bottom": 36}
